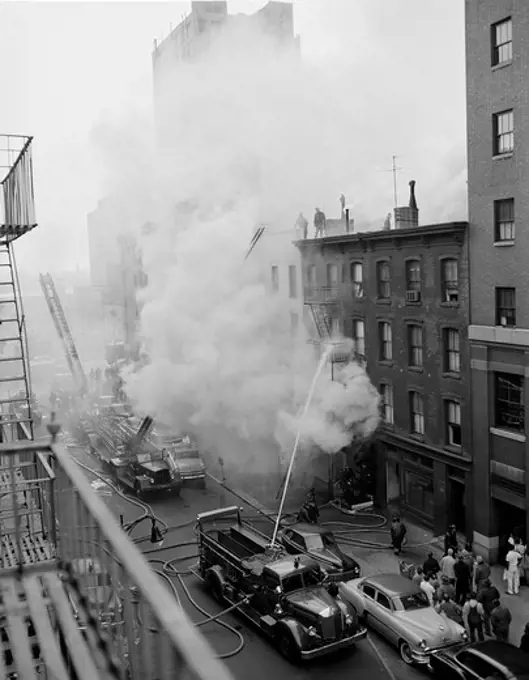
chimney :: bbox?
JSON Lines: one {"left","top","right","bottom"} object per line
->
{"left": 345, "top": 208, "right": 350, "bottom": 233}
{"left": 393, "top": 180, "right": 419, "bottom": 229}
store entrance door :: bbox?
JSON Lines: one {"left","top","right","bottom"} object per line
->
{"left": 448, "top": 479, "right": 466, "bottom": 534}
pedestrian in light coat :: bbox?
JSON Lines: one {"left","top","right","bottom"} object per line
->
{"left": 506, "top": 545, "right": 522, "bottom": 595}
{"left": 440, "top": 548, "right": 456, "bottom": 582}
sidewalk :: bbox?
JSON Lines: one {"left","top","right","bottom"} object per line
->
{"left": 317, "top": 504, "right": 529, "bottom": 647}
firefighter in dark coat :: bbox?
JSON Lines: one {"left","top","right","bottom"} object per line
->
{"left": 390, "top": 516, "right": 407, "bottom": 555}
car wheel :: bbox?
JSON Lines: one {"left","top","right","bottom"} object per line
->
{"left": 277, "top": 631, "right": 300, "bottom": 664}
{"left": 399, "top": 641, "right": 414, "bottom": 665}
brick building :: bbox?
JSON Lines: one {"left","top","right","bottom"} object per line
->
{"left": 296, "top": 187, "right": 471, "bottom": 536}
{"left": 466, "top": 1, "right": 529, "bottom": 559}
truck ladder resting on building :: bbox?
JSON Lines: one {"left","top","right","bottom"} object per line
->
{"left": 40, "top": 272, "right": 88, "bottom": 394}
{"left": 244, "top": 225, "right": 266, "bottom": 260}
{"left": 0, "top": 135, "right": 39, "bottom": 443}
{"left": 0, "top": 439, "right": 236, "bottom": 680}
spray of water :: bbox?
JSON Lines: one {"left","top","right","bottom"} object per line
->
{"left": 271, "top": 345, "right": 332, "bottom": 547}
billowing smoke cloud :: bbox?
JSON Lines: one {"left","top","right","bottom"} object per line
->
{"left": 94, "top": 18, "right": 383, "bottom": 475}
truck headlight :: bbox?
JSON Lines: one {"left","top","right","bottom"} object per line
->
{"left": 274, "top": 604, "right": 283, "bottom": 615}
{"left": 461, "top": 631, "right": 468, "bottom": 641}
{"left": 345, "top": 614, "right": 354, "bottom": 626}
{"left": 419, "top": 639, "right": 428, "bottom": 650}
{"left": 307, "top": 626, "right": 318, "bottom": 637}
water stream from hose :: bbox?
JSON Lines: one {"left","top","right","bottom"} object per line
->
{"left": 270, "top": 344, "right": 333, "bottom": 547}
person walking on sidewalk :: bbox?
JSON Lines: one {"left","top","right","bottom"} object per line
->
{"left": 423, "top": 551, "right": 440, "bottom": 577}
{"left": 478, "top": 579, "right": 500, "bottom": 637}
{"left": 437, "top": 574, "right": 456, "bottom": 602}
{"left": 519, "top": 622, "right": 529, "bottom": 653}
{"left": 520, "top": 546, "right": 529, "bottom": 587}
{"left": 490, "top": 599, "right": 512, "bottom": 642}
{"left": 390, "top": 516, "right": 407, "bottom": 556}
{"left": 506, "top": 544, "right": 522, "bottom": 595}
{"left": 441, "top": 548, "right": 456, "bottom": 583}
{"left": 444, "top": 525, "right": 459, "bottom": 555}
{"left": 420, "top": 574, "right": 436, "bottom": 606}
{"left": 473, "top": 555, "right": 491, "bottom": 592}
{"left": 437, "top": 592, "right": 464, "bottom": 626}
{"left": 463, "top": 592, "right": 485, "bottom": 643}
{"left": 454, "top": 554, "right": 471, "bottom": 605}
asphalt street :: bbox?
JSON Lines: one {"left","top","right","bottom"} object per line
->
{"left": 66, "top": 441, "right": 425, "bottom": 680}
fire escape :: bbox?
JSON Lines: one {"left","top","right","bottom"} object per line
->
{"left": 0, "top": 135, "right": 38, "bottom": 443}
{"left": 0, "top": 134, "right": 235, "bottom": 679}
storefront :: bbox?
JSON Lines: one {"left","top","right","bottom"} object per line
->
{"left": 376, "top": 434, "right": 473, "bottom": 539}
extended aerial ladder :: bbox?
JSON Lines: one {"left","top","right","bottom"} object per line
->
{"left": 39, "top": 272, "right": 88, "bottom": 395}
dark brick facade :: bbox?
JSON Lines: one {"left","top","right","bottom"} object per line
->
{"left": 466, "top": 0, "right": 529, "bottom": 560}
{"left": 297, "top": 222, "right": 471, "bottom": 537}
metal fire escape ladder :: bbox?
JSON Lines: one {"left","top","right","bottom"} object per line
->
{"left": 0, "top": 243, "right": 34, "bottom": 442}
{"left": 307, "top": 303, "right": 332, "bottom": 340}
{"left": 39, "top": 273, "right": 87, "bottom": 394}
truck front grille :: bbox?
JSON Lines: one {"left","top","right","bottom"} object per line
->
{"left": 153, "top": 470, "right": 171, "bottom": 485}
{"left": 319, "top": 616, "right": 337, "bottom": 641}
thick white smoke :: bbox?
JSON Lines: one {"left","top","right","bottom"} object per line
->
{"left": 93, "top": 15, "right": 382, "bottom": 480}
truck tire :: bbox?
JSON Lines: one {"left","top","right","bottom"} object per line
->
{"left": 205, "top": 571, "right": 226, "bottom": 605}
{"left": 277, "top": 629, "right": 301, "bottom": 664}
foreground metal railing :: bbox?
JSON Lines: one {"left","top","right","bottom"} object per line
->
{"left": 0, "top": 439, "right": 235, "bottom": 680}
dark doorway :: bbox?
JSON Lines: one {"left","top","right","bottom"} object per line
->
{"left": 495, "top": 500, "right": 526, "bottom": 563}
{"left": 448, "top": 479, "right": 466, "bottom": 533}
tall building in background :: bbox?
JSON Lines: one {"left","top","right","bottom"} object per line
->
{"left": 152, "top": 1, "right": 299, "bottom": 119}
{"left": 466, "top": 1, "right": 529, "bottom": 560}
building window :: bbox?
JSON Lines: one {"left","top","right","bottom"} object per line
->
{"left": 405, "top": 260, "right": 421, "bottom": 292}
{"left": 491, "top": 17, "right": 512, "bottom": 66}
{"left": 326, "top": 263, "right": 338, "bottom": 289}
{"left": 494, "top": 198, "right": 515, "bottom": 242}
{"left": 352, "top": 319, "right": 365, "bottom": 357}
{"left": 306, "top": 264, "right": 316, "bottom": 286}
{"left": 444, "top": 328, "right": 460, "bottom": 374}
{"left": 441, "top": 259, "right": 459, "bottom": 303}
{"left": 271, "top": 265, "right": 279, "bottom": 292}
{"left": 409, "top": 391, "right": 425, "bottom": 435}
{"left": 290, "top": 312, "right": 299, "bottom": 335}
{"left": 446, "top": 401, "right": 462, "bottom": 447}
{"left": 288, "top": 265, "right": 297, "bottom": 299}
{"left": 377, "top": 261, "right": 391, "bottom": 299}
{"left": 493, "top": 110, "right": 514, "bottom": 155}
{"left": 495, "top": 373, "right": 524, "bottom": 431}
{"left": 408, "top": 325, "right": 423, "bottom": 368}
{"left": 402, "top": 470, "right": 434, "bottom": 519}
{"left": 379, "top": 322, "right": 392, "bottom": 361}
{"left": 351, "top": 262, "right": 363, "bottom": 298}
{"left": 495, "top": 287, "right": 516, "bottom": 327}
{"left": 380, "top": 384, "right": 394, "bottom": 424}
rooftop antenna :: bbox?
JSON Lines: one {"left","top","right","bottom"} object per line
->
{"left": 386, "top": 155, "right": 402, "bottom": 209}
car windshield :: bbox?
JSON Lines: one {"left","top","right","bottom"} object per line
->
{"left": 282, "top": 569, "right": 322, "bottom": 593}
{"left": 397, "top": 592, "right": 430, "bottom": 611}
{"left": 136, "top": 450, "right": 163, "bottom": 464}
{"left": 304, "top": 534, "right": 324, "bottom": 550}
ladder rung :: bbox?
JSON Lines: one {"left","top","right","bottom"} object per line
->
{"left": 0, "top": 375, "right": 26, "bottom": 382}
{"left": 0, "top": 337, "right": 22, "bottom": 342}
{"left": 0, "top": 397, "right": 27, "bottom": 405}
{"left": 0, "top": 282, "right": 14, "bottom": 286}
{"left": 0, "top": 319, "right": 19, "bottom": 323}
{"left": 0, "top": 417, "right": 33, "bottom": 424}
{"left": 0, "top": 264, "right": 12, "bottom": 268}
{"left": 0, "top": 300, "right": 16, "bottom": 305}
{"left": 0, "top": 356, "right": 22, "bottom": 362}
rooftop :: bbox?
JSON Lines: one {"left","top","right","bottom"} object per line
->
{"left": 296, "top": 220, "right": 468, "bottom": 250}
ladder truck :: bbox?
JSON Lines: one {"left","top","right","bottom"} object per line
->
{"left": 39, "top": 272, "right": 88, "bottom": 395}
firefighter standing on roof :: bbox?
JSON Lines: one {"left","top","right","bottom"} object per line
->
{"left": 314, "top": 207, "right": 326, "bottom": 237}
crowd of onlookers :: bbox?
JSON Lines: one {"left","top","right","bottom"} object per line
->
{"left": 409, "top": 524, "right": 529, "bottom": 651}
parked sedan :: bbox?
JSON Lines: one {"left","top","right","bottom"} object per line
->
{"left": 278, "top": 523, "right": 361, "bottom": 581}
{"left": 339, "top": 573, "right": 468, "bottom": 666}
{"left": 429, "top": 640, "right": 529, "bottom": 679}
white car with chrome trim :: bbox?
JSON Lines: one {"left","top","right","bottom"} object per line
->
{"left": 338, "top": 573, "right": 468, "bottom": 666}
